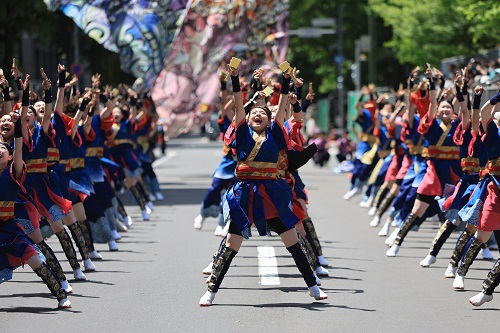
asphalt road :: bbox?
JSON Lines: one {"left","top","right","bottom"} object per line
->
{"left": 1, "top": 134, "right": 498, "bottom": 332}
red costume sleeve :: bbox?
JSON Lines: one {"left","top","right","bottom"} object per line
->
{"left": 61, "top": 113, "right": 75, "bottom": 136}
{"left": 224, "top": 121, "right": 236, "bottom": 146}
{"left": 84, "top": 128, "right": 96, "bottom": 142}
{"left": 100, "top": 115, "right": 114, "bottom": 132}
{"left": 417, "top": 113, "right": 434, "bottom": 135}
{"left": 72, "top": 131, "right": 82, "bottom": 148}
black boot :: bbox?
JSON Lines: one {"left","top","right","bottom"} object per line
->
{"left": 116, "top": 196, "right": 128, "bottom": 218}
{"left": 204, "top": 235, "right": 228, "bottom": 274}
{"left": 303, "top": 218, "right": 323, "bottom": 257}
{"left": 137, "top": 179, "right": 151, "bottom": 203}
{"left": 67, "top": 223, "right": 90, "bottom": 260}
{"left": 78, "top": 220, "right": 95, "bottom": 253}
{"left": 130, "top": 185, "right": 146, "bottom": 210}
{"left": 33, "top": 263, "right": 69, "bottom": 306}
{"left": 429, "top": 220, "right": 457, "bottom": 257}
{"left": 450, "top": 229, "right": 475, "bottom": 267}
{"left": 394, "top": 213, "right": 420, "bottom": 246}
{"left": 55, "top": 229, "right": 80, "bottom": 270}
{"left": 372, "top": 186, "right": 390, "bottom": 209}
{"left": 37, "top": 240, "right": 67, "bottom": 283}
{"left": 287, "top": 242, "right": 317, "bottom": 287}
{"left": 483, "top": 259, "right": 500, "bottom": 295}
{"left": 375, "top": 193, "right": 395, "bottom": 218}
{"left": 457, "top": 237, "right": 484, "bottom": 277}
{"left": 298, "top": 234, "right": 318, "bottom": 270}
{"left": 207, "top": 246, "right": 238, "bottom": 293}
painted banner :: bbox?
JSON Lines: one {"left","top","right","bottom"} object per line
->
{"left": 151, "top": 0, "right": 289, "bottom": 139}
{"left": 44, "top": 0, "right": 191, "bottom": 87}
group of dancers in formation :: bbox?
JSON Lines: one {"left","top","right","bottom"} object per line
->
{"left": 345, "top": 64, "right": 500, "bottom": 307}
{"left": 194, "top": 61, "right": 332, "bottom": 306}
{"left": 0, "top": 62, "right": 164, "bottom": 308}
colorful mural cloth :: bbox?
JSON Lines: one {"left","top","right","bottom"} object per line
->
{"left": 44, "top": 0, "right": 191, "bottom": 87}
{"left": 151, "top": 0, "right": 289, "bottom": 139}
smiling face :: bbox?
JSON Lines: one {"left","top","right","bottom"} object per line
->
{"left": 247, "top": 107, "right": 270, "bottom": 133}
{"left": 437, "top": 100, "right": 453, "bottom": 124}
{"left": 26, "top": 107, "right": 36, "bottom": 129}
{"left": 112, "top": 107, "right": 124, "bottom": 124}
{"left": 34, "top": 101, "right": 45, "bottom": 123}
{"left": 0, "top": 142, "right": 12, "bottom": 170}
{"left": 0, "top": 115, "right": 14, "bottom": 140}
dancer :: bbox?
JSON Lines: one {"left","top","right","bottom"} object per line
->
{"left": 420, "top": 79, "right": 487, "bottom": 267}
{"left": 199, "top": 63, "right": 327, "bottom": 306}
{"left": 106, "top": 90, "right": 152, "bottom": 221}
{"left": 452, "top": 85, "right": 500, "bottom": 290}
{"left": 386, "top": 64, "right": 462, "bottom": 257}
{"left": 343, "top": 86, "right": 378, "bottom": 200}
{"left": 374, "top": 70, "right": 429, "bottom": 235}
{"left": 0, "top": 76, "right": 71, "bottom": 308}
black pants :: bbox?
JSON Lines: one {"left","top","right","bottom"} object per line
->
{"left": 228, "top": 217, "right": 290, "bottom": 236}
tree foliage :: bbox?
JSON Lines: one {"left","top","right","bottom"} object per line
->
{"left": 456, "top": 0, "right": 500, "bottom": 48}
{"left": 367, "top": 0, "right": 500, "bottom": 67}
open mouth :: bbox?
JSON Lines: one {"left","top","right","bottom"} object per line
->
{"left": 253, "top": 116, "right": 263, "bottom": 125}
{"left": 1, "top": 124, "right": 11, "bottom": 133}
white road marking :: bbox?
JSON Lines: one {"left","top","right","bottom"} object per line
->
{"left": 258, "top": 246, "right": 280, "bottom": 286}
{"left": 152, "top": 151, "right": 177, "bottom": 168}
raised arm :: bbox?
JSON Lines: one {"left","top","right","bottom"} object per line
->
{"left": 55, "top": 64, "right": 66, "bottom": 117}
{"left": 290, "top": 93, "right": 304, "bottom": 122}
{"left": 471, "top": 86, "right": 483, "bottom": 135}
{"left": 388, "top": 103, "right": 405, "bottom": 127}
{"left": 99, "top": 85, "right": 114, "bottom": 119}
{"left": 1, "top": 75, "right": 12, "bottom": 117}
{"left": 11, "top": 65, "right": 22, "bottom": 103}
{"left": 355, "top": 86, "right": 366, "bottom": 116}
{"left": 454, "top": 71, "right": 470, "bottom": 129}
{"left": 425, "top": 64, "right": 438, "bottom": 119}
{"left": 231, "top": 67, "right": 245, "bottom": 126}
{"left": 290, "top": 67, "right": 304, "bottom": 105}
{"left": 41, "top": 73, "right": 53, "bottom": 134}
{"left": 84, "top": 94, "right": 98, "bottom": 134}
{"left": 72, "top": 92, "right": 91, "bottom": 140}
{"left": 274, "top": 70, "right": 292, "bottom": 126}
{"left": 480, "top": 82, "right": 500, "bottom": 129}
{"left": 219, "top": 72, "right": 230, "bottom": 119}
{"left": 13, "top": 115, "right": 23, "bottom": 181}
{"left": 19, "top": 75, "right": 30, "bottom": 143}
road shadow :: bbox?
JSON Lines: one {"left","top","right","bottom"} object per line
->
{"left": 118, "top": 188, "right": 207, "bottom": 206}
{"left": 0, "top": 306, "right": 81, "bottom": 314}
{"left": 221, "top": 302, "right": 335, "bottom": 311}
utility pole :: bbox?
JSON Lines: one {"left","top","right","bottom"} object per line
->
{"left": 368, "top": 10, "right": 376, "bottom": 83}
{"left": 337, "top": 4, "right": 344, "bottom": 129}
{"left": 352, "top": 39, "right": 361, "bottom": 92}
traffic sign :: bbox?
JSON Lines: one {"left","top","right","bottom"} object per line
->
{"left": 71, "top": 63, "right": 83, "bottom": 76}
{"left": 289, "top": 28, "right": 336, "bottom": 38}
{"left": 312, "top": 18, "right": 336, "bottom": 27}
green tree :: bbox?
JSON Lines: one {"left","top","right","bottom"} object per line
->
{"left": 456, "top": 0, "right": 500, "bottom": 49}
{"left": 368, "top": 0, "right": 473, "bottom": 66}
{"left": 289, "top": 0, "right": 404, "bottom": 95}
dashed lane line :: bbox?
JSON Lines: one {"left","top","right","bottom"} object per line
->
{"left": 257, "top": 246, "right": 280, "bottom": 286}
